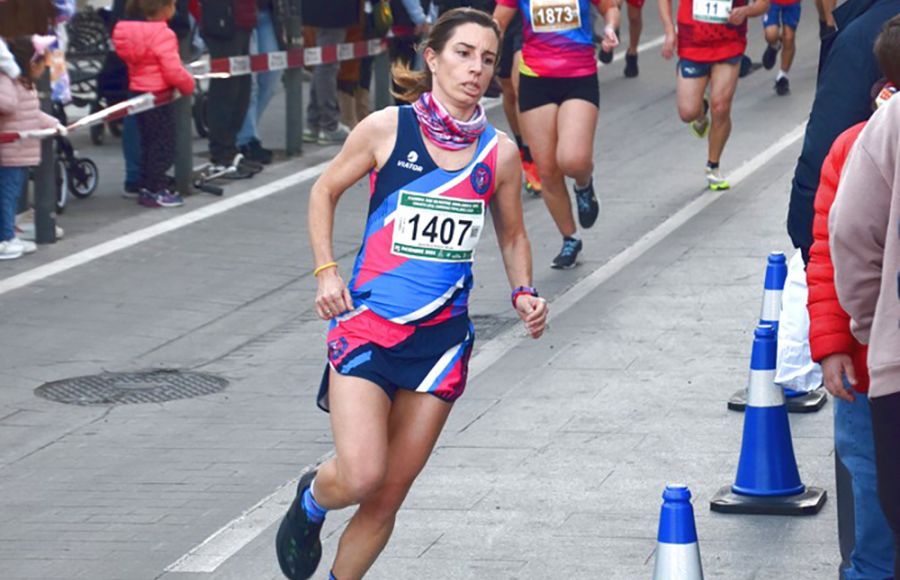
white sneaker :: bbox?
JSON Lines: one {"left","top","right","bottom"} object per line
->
{"left": 8, "top": 237, "right": 36, "bottom": 254}
{"left": 0, "top": 240, "right": 24, "bottom": 260}
{"left": 15, "top": 221, "right": 65, "bottom": 241}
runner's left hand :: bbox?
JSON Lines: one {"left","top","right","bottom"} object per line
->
{"left": 601, "top": 25, "right": 619, "bottom": 53}
{"left": 515, "top": 295, "right": 548, "bottom": 339}
{"left": 727, "top": 7, "right": 748, "bottom": 25}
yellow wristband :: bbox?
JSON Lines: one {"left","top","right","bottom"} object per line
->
{"left": 313, "top": 262, "right": 338, "bottom": 277}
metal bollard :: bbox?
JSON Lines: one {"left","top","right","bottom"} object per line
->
{"left": 373, "top": 49, "right": 391, "bottom": 111}
{"left": 34, "top": 70, "right": 56, "bottom": 245}
{"left": 284, "top": 3, "right": 304, "bottom": 157}
{"left": 174, "top": 33, "right": 193, "bottom": 195}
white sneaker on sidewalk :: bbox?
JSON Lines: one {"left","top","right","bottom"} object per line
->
{"left": 8, "top": 237, "right": 37, "bottom": 254}
{"left": 15, "top": 209, "right": 65, "bottom": 241}
{"left": 0, "top": 240, "right": 24, "bottom": 260}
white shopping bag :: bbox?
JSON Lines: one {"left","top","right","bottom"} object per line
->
{"left": 775, "top": 250, "right": 823, "bottom": 392}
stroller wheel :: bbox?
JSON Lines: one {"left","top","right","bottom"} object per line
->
{"left": 56, "top": 158, "right": 69, "bottom": 213}
{"left": 69, "top": 158, "right": 99, "bottom": 198}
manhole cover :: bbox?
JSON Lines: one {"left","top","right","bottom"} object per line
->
{"left": 35, "top": 370, "right": 228, "bottom": 406}
{"left": 471, "top": 314, "right": 515, "bottom": 342}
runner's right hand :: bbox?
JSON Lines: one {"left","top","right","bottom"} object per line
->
{"left": 315, "top": 269, "right": 354, "bottom": 320}
{"left": 662, "top": 31, "right": 676, "bottom": 60}
{"left": 821, "top": 353, "right": 856, "bottom": 402}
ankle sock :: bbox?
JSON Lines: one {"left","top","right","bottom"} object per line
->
{"left": 574, "top": 177, "right": 593, "bottom": 191}
{"left": 776, "top": 70, "right": 788, "bottom": 81}
{"left": 301, "top": 479, "right": 328, "bottom": 524}
{"left": 707, "top": 161, "right": 719, "bottom": 170}
{"left": 565, "top": 234, "right": 580, "bottom": 243}
{"left": 329, "top": 572, "right": 338, "bottom": 580}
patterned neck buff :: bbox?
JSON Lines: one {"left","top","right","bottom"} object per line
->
{"left": 412, "top": 91, "right": 486, "bottom": 151}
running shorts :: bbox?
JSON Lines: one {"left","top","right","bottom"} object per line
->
{"left": 518, "top": 73, "right": 600, "bottom": 112}
{"left": 677, "top": 55, "right": 743, "bottom": 78}
{"left": 498, "top": 12, "right": 524, "bottom": 79}
{"left": 626, "top": 0, "right": 645, "bottom": 8}
{"left": 317, "top": 307, "right": 475, "bottom": 411}
{"left": 763, "top": 3, "right": 801, "bottom": 30}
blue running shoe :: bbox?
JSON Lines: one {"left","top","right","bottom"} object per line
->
{"left": 276, "top": 470, "right": 323, "bottom": 580}
{"left": 551, "top": 237, "right": 583, "bottom": 270}
{"left": 574, "top": 181, "right": 599, "bottom": 229}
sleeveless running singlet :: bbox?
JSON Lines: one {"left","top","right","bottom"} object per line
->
{"left": 497, "top": 0, "right": 601, "bottom": 78}
{"left": 677, "top": 0, "right": 749, "bottom": 62}
{"left": 348, "top": 106, "right": 499, "bottom": 325}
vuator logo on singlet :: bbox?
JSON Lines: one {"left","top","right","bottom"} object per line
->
{"left": 397, "top": 150, "right": 424, "bottom": 173}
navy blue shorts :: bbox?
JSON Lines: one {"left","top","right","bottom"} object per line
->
{"left": 677, "top": 55, "right": 743, "bottom": 79}
{"left": 317, "top": 307, "right": 475, "bottom": 412}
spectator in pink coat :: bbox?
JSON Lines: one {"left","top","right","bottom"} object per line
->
{"left": 113, "top": 0, "right": 195, "bottom": 209}
{"left": 0, "top": 35, "right": 61, "bottom": 261}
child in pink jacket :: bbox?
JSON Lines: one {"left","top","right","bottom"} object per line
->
{"left": 113, "top": 0, "right": 195, "bottom": 208}
{"left": 0, "top": 35, "right": 61, "bottom": 261}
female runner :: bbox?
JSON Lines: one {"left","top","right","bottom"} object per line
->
{"left": 275, "top": 8, "right": 548, "bottom": 579}
{"left": 494, "top": 0, "right": 619, "bottom": 269}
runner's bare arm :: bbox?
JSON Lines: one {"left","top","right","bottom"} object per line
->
{"left": 657, "top": 0, "right": 676, "bottom": 59}
{"left": 728, "top": 0, "right": 770, "bottom": 25}
{"left": 489, "top": 133, "right": 548, "bottom": 339}
{"left": 598, "top": 0, "right": 621, "bottom": 31}
{"left": 492, "top": 4, "right": 517, "bottom": 33}
{"left": 308, "top": 109, "right": 398, "bottom": 319}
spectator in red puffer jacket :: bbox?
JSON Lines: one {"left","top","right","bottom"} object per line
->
{"left": 807, "top": 77, "right": 898, "bottom": 580}
{"left": 113, "top": 0, "right": 195, "bottom": 209}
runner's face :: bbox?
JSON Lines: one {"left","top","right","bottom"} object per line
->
{"left": 427, "top": 23, "right": 498, "bottom": 112}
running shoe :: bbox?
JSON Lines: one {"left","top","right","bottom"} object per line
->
{"left": 762, "top": 44, "right": 779, "bottom": 70}
{"left": 551, "top": 237, "right": 583, "bottom": 270}
{"left": 624, "top": 53, "right": 639, "bottom": 78}
{"left": 690, "top": 99, "right": 710, "bottom": 139}
{"left": 276, "top": 470, "right": 323, "bottom": 580}
{"left": 774, "top": 76, "right": 790, "bottom": 96}
{"left": 521, "top": 159, "right": 542, "bottom": 197}
{"left": 303, "top": 128, "right": 319, "bottom": 143}
{"left": 705, "top": 166, "right": 730, "bottom": 191}
{"left": 574, "top": 181, "right": 600, "bottom": 229}
{"left": 239, "top": 138, "right": 274, "bottom": 165}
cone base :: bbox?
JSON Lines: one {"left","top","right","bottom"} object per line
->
{"left": 709, "top": 485, "right": 827, "bottom": 515}
{"left": 727, "top": 388, "right": 828, "bottom": 414}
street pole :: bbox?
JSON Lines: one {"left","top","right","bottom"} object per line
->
{"left": 284, "top": 1, "right": 304, "bottom": 156}
{"left": 174, "top": 2, "right": 193, "bottom": 195}
{"left": 34, "top": 69, "right": 56, "bottom": 244}
{"left": 373, "top": 49, "right": 391, "bottom": 111}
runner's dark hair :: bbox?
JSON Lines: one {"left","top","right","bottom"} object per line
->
{"left": 874, "top": 14, "right": 900, "bottom": 86}
{"left": 392, "top": 7, "right": 500, "bottom": 103}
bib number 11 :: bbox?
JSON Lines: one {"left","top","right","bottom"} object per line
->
{"left": 693, "top": 0, "right": 732, "bottom": 23}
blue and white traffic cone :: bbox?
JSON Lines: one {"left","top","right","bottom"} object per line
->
{"left": 712, "top": 324, "right": 827, "bottom": 515}
{"left": 728, "top": 252, "right": 827, "bottom": 413}
{"left": 653, "top": 485, "right": 704, "bottom": 580}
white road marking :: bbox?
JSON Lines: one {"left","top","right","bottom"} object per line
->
{"left": 0, "top": 164, "right": 329, "bottom": 298}
{"left": 164, "top": 120, "right": 806, "bottom": 575}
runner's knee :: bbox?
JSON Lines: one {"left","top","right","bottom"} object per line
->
{"left": 678, "top": 102, "right": 703, "bottom": 123}
{"left": 557, "top": 153, "right": 592, "bottom": 179}
{"left": 338, "top": 459, "right": 388, "bottom": 503}
{"left": 709, "top": 98, "right": 732, "bottom": 122}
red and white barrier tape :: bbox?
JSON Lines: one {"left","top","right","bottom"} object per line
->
{"left": 190, "top": 38, "right": 386, "bottom": 78}
{"left": 0, "top": 38, "right": 387, "bottom": 143}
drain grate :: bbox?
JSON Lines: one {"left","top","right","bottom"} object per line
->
{"left": 35, "top": 370, "right": 228, "bottom": 406}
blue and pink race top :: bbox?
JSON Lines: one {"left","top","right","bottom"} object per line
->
{"left": 347, "top": 106, "right": 499, "bottom": 325}
{"left": 496, "top": 0, "right": 603, "bottom": 78}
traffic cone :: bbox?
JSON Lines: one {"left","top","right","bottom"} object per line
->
{"left": 728, "top": 252, "right": 827, "bottom": 413}
{"left": 711, "top": 324, "right": 827, "bottom": 515}
{"left": 653, "top": 484, "right": 704, "bottom": 580}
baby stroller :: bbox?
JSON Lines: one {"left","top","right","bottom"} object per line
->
{"left": 51, "top": 103, "right": 98, "bottom": 213}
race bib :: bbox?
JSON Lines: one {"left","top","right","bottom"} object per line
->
{"left": 693, "top": 0, "right": 731, "bottom": 23}
{"left": 391, "top": 192, "right": 485, "bottom": 262}
{"left": 530, "top": 0, "right": 581, "bottom": 33}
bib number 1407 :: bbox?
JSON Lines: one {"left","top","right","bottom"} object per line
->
{"left": 693, "top": 0, "right": 731, "bottom": 23}
{"left": 391, "top": 192, "right": 485, "bottom": 262}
